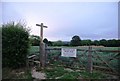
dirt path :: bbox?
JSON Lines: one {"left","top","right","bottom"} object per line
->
{"left": 31, "top": 67, "right": 46, "bottom": 79}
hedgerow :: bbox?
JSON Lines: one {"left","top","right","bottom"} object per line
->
{"left": 2, "top": 22, "right": 30, "bottom": 68}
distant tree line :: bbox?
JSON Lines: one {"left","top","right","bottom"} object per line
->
{"left": 71, "top": 35, "right": 120, "bottom": 47}
{"left": 29, "top": 35, "right": 120, "bottom": 47}
{"left": 81, "top": 39, "right": 120, "bottom": 47}
{"left": 29, "top": 35, "right": 52, "bottom": 46}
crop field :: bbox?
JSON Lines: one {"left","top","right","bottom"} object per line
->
{"left": 28, "top": 46, "right": 119, "bottom": 79}
{"left": 29, "top": 46, "right": 119, "bottom": 53}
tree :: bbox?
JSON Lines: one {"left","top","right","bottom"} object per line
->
{"left": 81, "top": 40, "right": 92, "bottom": 46}
{"left": 29, "top": 35, "right": 40, "bottom": 46}
{"left": 43, "top": 38, "right": 53, "bottom": 46}
{"left": 107, "top": 39, "right": 118, "bottom": 47}
{"left": 99, "top": 39, "right": 107, "bottom": 46}
{"left": 48, "top": 41, "right": 53, "bottom": 46}
{"left": 63, "top": 41, "right": 70, "bottom": 46}
{"left": 53, "top": 40, "right": 63, "bottom": 46}
{"left": 43, "top": 38, "right": 49, "bottom": 44}
{"left": 70, "top": 35, "right": 81, "bottom": 46}
{"left": 93, "top": 40, "right": 100, "bottom": 46}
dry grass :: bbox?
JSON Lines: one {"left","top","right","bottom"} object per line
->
{"left": 2, "top": 67, "right": 33, "bottom": 79}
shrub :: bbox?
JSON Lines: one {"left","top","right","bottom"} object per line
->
{"left": 2, "top": 22, "right": 30, "bottom": 68}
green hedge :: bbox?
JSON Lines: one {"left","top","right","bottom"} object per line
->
{"left": 2, "top": 22, "right": 30, "bottom": 68}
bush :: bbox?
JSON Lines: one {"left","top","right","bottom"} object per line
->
{"left": 2, "top": 22, "right": 30, "bottom": 68}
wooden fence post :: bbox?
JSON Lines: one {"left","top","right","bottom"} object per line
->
{"left": 45, "top": 44, "right": 48, "bottom": 67}
{"left": 87, "top": 46, "right": 93, "bottom": 73}
{"left": 40, "top": 42, "right": 46, "bottom": 69}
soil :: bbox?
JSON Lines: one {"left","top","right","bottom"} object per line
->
{"left": 31, "top": 67, "right": 46, "bottom": 79}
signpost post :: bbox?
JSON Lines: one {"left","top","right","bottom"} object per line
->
{"left": 36, "top": 23, "right": 47, "bottom": 68}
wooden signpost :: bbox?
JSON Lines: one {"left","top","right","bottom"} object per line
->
{"left": 36, "top": 23, "right": 47, "bottom": 68}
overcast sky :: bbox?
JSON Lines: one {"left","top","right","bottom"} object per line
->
{"left": 1, "top": 2, "right": 118, "bottom": 41}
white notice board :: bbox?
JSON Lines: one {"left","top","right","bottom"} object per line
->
{"left": 61, "top": 48, "right": 77, "bottom": 57}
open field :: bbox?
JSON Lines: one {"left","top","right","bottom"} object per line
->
{"left": 29, "top": 46, "right": 119, "bottom": 77}
{"left": 29, "top": 46, "right": 120, "bottom": 54}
